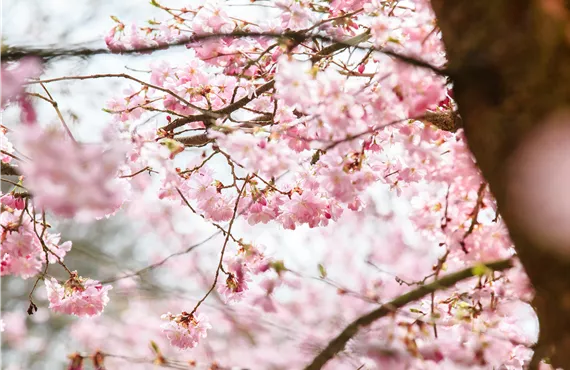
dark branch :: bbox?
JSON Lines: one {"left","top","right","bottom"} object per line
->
{"left": 176, "top": 133, "right": 213, "bottom": 147}
{"left": 303, "top": 258, "right": 514, "bottom": 370}
{"left": 3, "top": 32, "right": 447, "bottom": 77}
{"left": 1, "top": 162, "right": 20, "bottom": 176}
{"left": 421, "top": 110, "right": 463, "bottom": 132}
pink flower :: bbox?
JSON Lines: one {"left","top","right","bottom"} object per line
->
{"left": 45, "top": 273, "right": 112, "bottom": 317}
{"left": 160, "top": 311, "right": 211, "bottom": 350}
{"left": 1, "top": 311, "right": 27, "bottom": 346}
{"left": 1, "top": 207, "right": 74, "bottom": 279}
{"left": 1, "top": 57, "right": 42, "bottom": 108}
{"left": 17, "top": 125, "right": 126, "bottom": 219}
{"left": 276, "top": 0, "right": 315, "bottom": 30}
{"left": 44, "top": 233, "right": 73, "bottom": 264}
{"left": 408, "top": 82, "right": 446, "bottom": 118}
{"left": 150, "top": 61, "right": 173, "bottom": 87}
{"left": 279, "top": 191, "right": 324, "bottom": 229}
{"left": 320, "top": 167, "right": 356, "bottom": 202}
{"left": 252, "top": 294, "right": 277, "bottom": 313}
{"left": 275, "top": 58, "right": 314, "bottom": 109}
{"left": 252, "top": 278, "right": 280, "bottom": 312}
{"left": 218, "top": 257, "right": 250, "bottom": 303}
{"left": 247, "top": 201, "right": 278, "bottom": 225}
{"left": 193, "top": 2, "right": 235, "bottom": 34}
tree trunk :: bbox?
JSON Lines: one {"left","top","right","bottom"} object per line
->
{"left": 431, "top": 1, "right": 570, "bottom": 367}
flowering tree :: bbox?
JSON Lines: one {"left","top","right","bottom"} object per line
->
{"left": 2, "top": 0, "right": 570, "bottom": 369}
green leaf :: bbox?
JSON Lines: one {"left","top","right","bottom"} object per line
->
{"left": 271, "top": 260, "right": 286, "bottom": 275}
{"left": 318, "top": 263, "right": 327, "bottom": 279}
{"left": 150, "top": 341, "right": 161, "bottom": 354}
{"left": 471, "top": 263, "right": 491, "bottom": 277}
{"left": 311, "top": 150, "right": 323, "bottom": 165}
{"left": 387, "top": 36, "right": 401, "bottom": 45}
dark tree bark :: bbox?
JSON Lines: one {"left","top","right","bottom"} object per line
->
{"left": 431, "top": 1, "right": 570, "bottom": 367}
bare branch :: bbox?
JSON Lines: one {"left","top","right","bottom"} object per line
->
{"left": 3, "top": 32, "right": 447, "bottom": 77}
{"left": 2, "top": 162, "right": 21, "bottom": 176}
{"left": 28, "top": 73, "right": 220, "bottom": 118}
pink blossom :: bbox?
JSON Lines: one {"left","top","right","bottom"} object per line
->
{"left": 149, "top": 61, "right": 173, "bottom": 87}
{"left": 276, "top": 0, "right": 316, "bottom": 30}
{"left": 279, "top": 191, "right": 325, "bottom": 229}
{"left": 251, "top": 278, "right": 280, "bottom": 312}
{"left": 1, "top": 311, "right": 27, "bottom": 347}
{"left": 1, "top": 57, "right": 42, "bottom": 108}
{"left": 408, "top": 82, "right": 446, "bottom": 117}
{"left": 17, "top": 125, "right": 126, "bottom": 219}
{"left": 45, "top": 273, "right": 112, "bottom": 317}
{"left": 160, "top": 311, "right": 211, "bottom": 350}
{"left": 218, "top": 258, "right": 250, "bottom": 303}
{"left": 193, "top": 2, "right": 235, "bottom": 34}
{"left": 0, "top": 207, "right": 71, "bottom": 279}
{"left": 320, "top": 167, "right": 356, "bottom": 202}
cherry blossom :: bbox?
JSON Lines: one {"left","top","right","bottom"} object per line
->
{"left": 44, "top": 273, "right": 112, "bottom": 317}
{"left": 0, "top": 57, "right": 42, "bottom": 108}
{"left": 160, "top": 311, "right": 211, "bottom": 350}
{"left": 218, "top": 257, "right": 250, "bottom": 303}
{"left": 16, "top": 125, "right": 127, "bottom": 219}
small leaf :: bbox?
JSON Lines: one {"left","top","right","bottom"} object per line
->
{"left": 318, "top": 263, "right": 327, "bottom": 279}
{"left": 150, "top": 340, "right": 161, "bottom": 355}
{"left": 271, "top": 260, "right": 286, "bottom": 275}
{"left": 311, "top": 150, "right": 323, "bottom": 165}
{"left": 471, "top": 263, "right": 490, "bottom": 277}
{"left": 387, "top": 36, "right": 401, "bottom": 44}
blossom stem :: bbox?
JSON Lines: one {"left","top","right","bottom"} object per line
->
{"left": 188, "top": 174, "right": 250, "bottom": 316}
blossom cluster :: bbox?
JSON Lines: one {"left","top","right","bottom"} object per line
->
{"left": 44, "top": 273, "right": 112, "bottom": 317}
{"left": 16, "top": 125, "right": 128, "bottom": 220}
{"left": 1, "top": 196, "right": 72, "bottom": 278}
{"left": 160, "top": 311, "right": 211, "bottom": 350}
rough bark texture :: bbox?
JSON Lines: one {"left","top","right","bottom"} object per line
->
{"left": 431, "top": 1, "right": 570, "bottom": 367}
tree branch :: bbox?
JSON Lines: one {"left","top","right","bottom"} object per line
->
{"left": 176, "top": 133, "right": 213, "bottom": 147}
{"left": 2, "top": 32, "right": 447, "bottom": 77}
{"left": 1, "top": 162, "right": 20, "bottom": 176}
{"left": 303, "top": 258, "right": 514, "bottom": 370}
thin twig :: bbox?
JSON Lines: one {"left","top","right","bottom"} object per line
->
{"left": 460, "top": 183, "right": 486, "bottom": 253}
{"left": 100, "top": 232, "right": 221, "bottom": 284}
{"left": 188, "top": 174, "right": 250, "bottom": 316}
{"left": 28, "top": 73, "right": 219, "bottom": 118}
{"left": 38, "top": 83, "right": 77, "bottom": 143}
